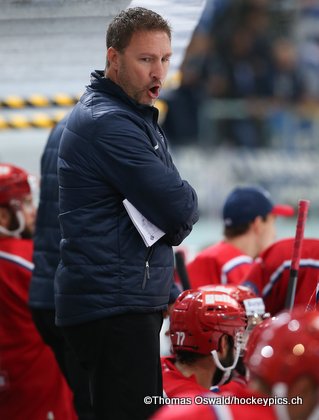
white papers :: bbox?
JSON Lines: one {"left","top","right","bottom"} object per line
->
{"left": 123, "top": 199, "right": 165, "bottom": 247}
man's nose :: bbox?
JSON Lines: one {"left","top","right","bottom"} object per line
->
{"left": 151, "top": 61, "right": 167, "bottom": 81}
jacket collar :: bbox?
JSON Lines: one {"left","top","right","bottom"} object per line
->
{"left": 90, "top": 70, "right": 159, "bottom": 125}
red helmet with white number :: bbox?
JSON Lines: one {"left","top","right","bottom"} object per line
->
{"left": 0, "top": 163, "right": 31, "bottom": 205}
{"left": 170, "top": 289, "right": 246, "bottom": 355}
{"left": 244, "top": 308, "right": 319, "bottom": 387}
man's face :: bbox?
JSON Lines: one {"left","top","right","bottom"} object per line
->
{"left": 109, "top": 30, "right": 172, "bottom": 106}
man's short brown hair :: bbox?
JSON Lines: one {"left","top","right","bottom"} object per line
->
{"left": 106, "top": 7, "right": 172, "bottom": 52}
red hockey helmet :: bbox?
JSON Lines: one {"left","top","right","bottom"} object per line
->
{"left": 199, "top": 284, "right": 267, "bottom": 351}
{"left": 244, "top": 315, "right": 277, "bottom": 365}
{"left": 244, "top": 308, "right": 319, "bottom": 387}
{"left": 0, "top": 163, "right": 31, "bottom": 206}
{"left": 170, "top": 289, "right": 246, "bottom": 355}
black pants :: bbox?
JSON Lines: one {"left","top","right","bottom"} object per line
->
{"left": 31, "top": 308, "right": 94, "bottom": 420}
{"left": 62, "top": 312, "right": 163, "bottom": 420}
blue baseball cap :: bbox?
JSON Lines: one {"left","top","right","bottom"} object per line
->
{"left": 223, "top": 186, "right": 294, "bottom": 227}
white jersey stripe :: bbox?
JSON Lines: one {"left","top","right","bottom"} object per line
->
{"left": 0, "top": 250, "right": 34, "bottom": 271}
{"left": 221, "top": 255, "right": 254, "bottom": 285}
{"left": 262, "top": 258, "right": 319, "bottom": 297}
{"left": 211, "top": 404, "right": 234, "bottom": 420}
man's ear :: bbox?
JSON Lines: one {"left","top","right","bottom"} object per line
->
{"left": 219, "top": 334, "right": 230, "bottom": 358}
{"left": 107, "top": 47, "right": 119, "bottom": 70}
{"left": 250, "top": 215, "right": 263, "bottom": 233}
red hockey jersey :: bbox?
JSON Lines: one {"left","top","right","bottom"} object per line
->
{"left": 162, "top": 356, "right": 209, "bottom": 397}
{"left": 242, "top": 238, "right": 319, "bottom": 315}
{"left": 0, "top": 237, "right": 76, "bottom": 420}
{"left": 187, "top": 241, "right": 254, "bottom": 288}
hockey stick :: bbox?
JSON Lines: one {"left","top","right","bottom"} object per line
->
{"left": 174, "top": 250, "right": 191, "bottom": 291}
{"left": 284, "top": 199, "right": 310, "bottom": 310}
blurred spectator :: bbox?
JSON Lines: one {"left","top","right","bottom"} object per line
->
{"left": 162, "top": 0, "right": 273, "bottom": 147}
{"left": 269, "top": 38, "right": 305, "bottom": 103}
{"left": 162, "top": 0, "right": 309, "bottom": 150}
{"left": 161, "top": 0, "right": 224, "bottom": 145}
{"left": 266, "top": 38, "right": 308, "bottom": 151}
{"left": 296, "top": 3, "right": 319, "bottom": 99}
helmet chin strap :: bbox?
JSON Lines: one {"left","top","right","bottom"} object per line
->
{"left": 211, "top": 344, "right": 241, "bottom": 385}
{"left": 215, "top": 366, "right": 231, "bottom": 386}
{"left": 0, "top": 210, "right": 25, "bottom": 238}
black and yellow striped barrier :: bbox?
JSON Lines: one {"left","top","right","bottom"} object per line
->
{"left": 0, "top": 94, "right": 81, "bottom": 109}
{"left": 0, "top": 111, "right": 68, "bottom": 130}
{"left": 0, "top": 100, "right": 168, "bottom": 130}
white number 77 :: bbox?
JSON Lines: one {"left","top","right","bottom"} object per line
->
{"left": 176, "top": 331, "right": 185, "bottom": 346}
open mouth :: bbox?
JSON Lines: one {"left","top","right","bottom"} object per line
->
{"left": 149, "top": 86, "right": 160, "bottom": 98}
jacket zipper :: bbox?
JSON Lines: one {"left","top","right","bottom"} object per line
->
{"left": 142, "top": 246, "right": 154, "bottom": 289}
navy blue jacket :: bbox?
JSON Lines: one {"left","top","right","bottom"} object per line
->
{"left": 29, "top": 116, "right": 67, "bottom": 309}
{"left": 55, "top": 71, "right": 199, "bottom": 326}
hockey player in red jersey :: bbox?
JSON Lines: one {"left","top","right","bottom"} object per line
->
{"left": 0, "top": 163, "right": 76, "bottom": 420}
{"left": 186, "top": 186, "right": 293, "bottom": 288}
{"left": 162, "top": 288, "right": 246, "bottom": 397}
{"left": 242, "top": 237, "right": 319, "bottom": 315}
{"left": 155, "top": 318, "right": 277, "bottom": 420}
{"left": 154, "top": 309, "right": 319, "bottom": 420}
